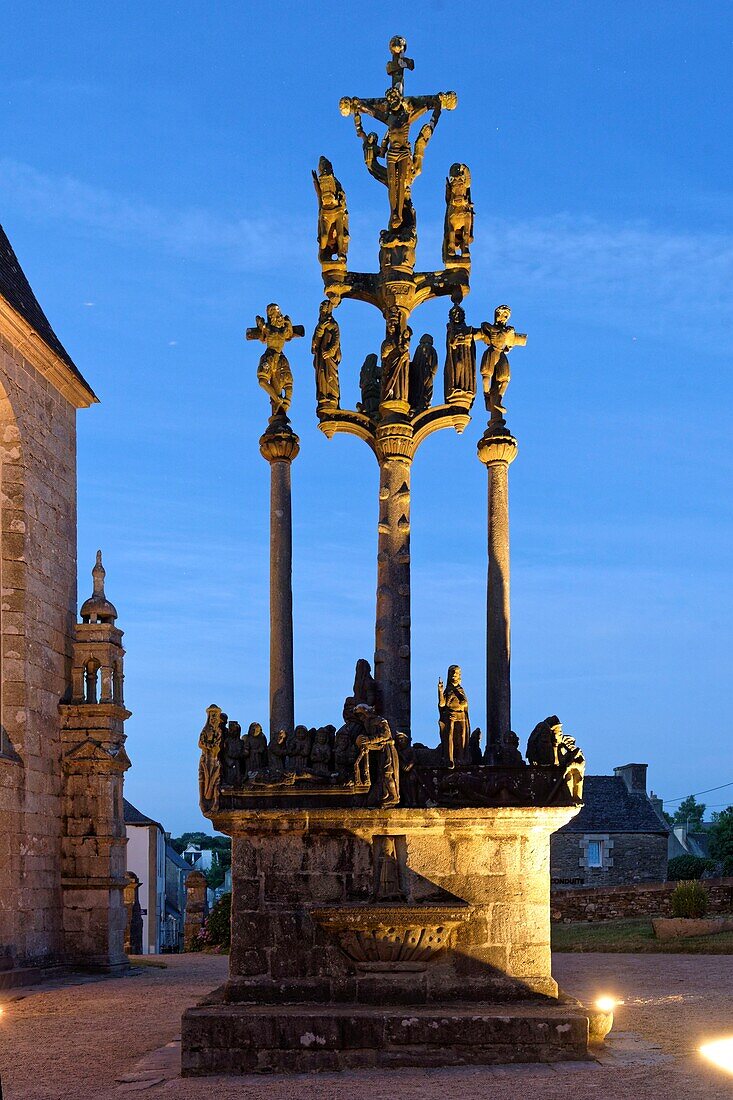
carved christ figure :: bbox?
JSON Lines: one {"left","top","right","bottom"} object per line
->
{"left": 341, "top": 87, "right": 456, "bottom": 229}
{"left": 312, "top": 299, "right": 341, "bottom": 408}
{"left": 246, "top": 303, "right": 305, "bottom": 419}
{"left": 475, "top": 305, "right": 527, "bottom": 419}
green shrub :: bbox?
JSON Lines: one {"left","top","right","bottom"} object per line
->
{"left": 670, "top": 880, "right": 708, "bottom": 919}
{"left": 667, "top": 855, "right": 715, "bottom": 881}
{"left": 204, "top": 892, "right": 231, "bottom": 951}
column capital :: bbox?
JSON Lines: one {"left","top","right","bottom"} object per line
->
{"left": 259, "top": 419, "right": 300, "bottom": 463}
{"left": 375, "top": 420, "right": 414, "bottom": 464}
{"left": 477, "top": 422, "right": 518, "bottom": 467}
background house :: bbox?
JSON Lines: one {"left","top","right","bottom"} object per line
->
{"left": 163, "top": 841, "right": 191, "bottom": 952}
{"left": 124, "top": 799, "right": 165, "bottom": 954}
{"left": 551, "top": 763, "right": 669, "bottom": 887}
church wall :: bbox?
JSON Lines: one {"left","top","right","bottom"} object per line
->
{"left": 0, "top": 332, "right": 78, "bottom": 966}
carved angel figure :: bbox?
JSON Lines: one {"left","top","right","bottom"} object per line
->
{"left": 312, "top": 156, "right": 349, "bottom": 263}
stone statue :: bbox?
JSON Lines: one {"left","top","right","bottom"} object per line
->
{"left": 310, "top": 725, "right": 335, "bottom": 779}
{"left": 312, "top": 299, "right": 341, "bottom": 408}
{"left": 408, "top": 333, "right": 438, "bottom": 412}
{"left": 246, "top": 304, "right": 305, "bottom": 419}
{"left": 198, "top": 704, "right": 224, "bottom": 811}
{"left": 443, "top": 163, "right": 474, "bottom": 264}
{"left": 475, "top": 305, "right": 527, "bottom": 420}
{"left": 394, "top": 731, "right": 420, "bottom": 807}
{"left": 287, "top": 724, "right": 312, "bottom": 774}
{"left": 353, "top": 658, "right": 377, "bottom": 707}
{"left": 526, "top": 717, "right": 559, "bottom": 766}
{"left": 312, "top": 156, "right": 349, "bottom": 263}
{"left": 242, "top": 721, "right": 269, "bottom": 777}
{"left": 373, "top": 835, "right": 403, "bottom": 900}
{"left": 501, "top": 731, "right": 525, "bottom": 767}
{"left": 438, "top": 665, "right": 471, "bottom": 768}
{"left": 221, "top": 719, "right": 244, "bottom": 786}
{"left": 444, "top": 302, "right": 476, "bottom": 404}
{"left": 340, "top": 81, "right": 456, "bottom": 230}
{"left": 357, "top": 353, "right": 381, "bottom": 419}
{"left": 527, "top": 716, "right": 585, "bottom": 801}
{"left": 268, "top": 728, "right": 288, "bottom": 776}
{"left": 380, "top": 309, "right": 411, "bottom": 407}
{"left": 469, "top": 727, "right": 483, "bottom": 765}
{"left": 353, "top": 704, "right": 400, "bottom": 807}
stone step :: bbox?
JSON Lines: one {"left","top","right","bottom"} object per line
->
{"left": 182, "top": 1001, "right": 590, "bottom": 1075}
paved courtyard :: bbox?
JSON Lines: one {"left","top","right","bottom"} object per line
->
{"left": 1, "top": 952, "right": 732, "bottom": 1099}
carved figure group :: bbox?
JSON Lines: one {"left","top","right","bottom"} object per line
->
{"left": 527, "top": 715, "right": 585, "bottom": 801}
{"left": 312, "top": 156, "right": 349, "bottom": 264}
{"left": 476, "top": 305, "right": 527, "bottom": 420}
{"left": 443, "top": 163, "right": 474, "bottom": 264}
{"left": 312, "top": 299, "right": 341, "bottom": 408}
{"left": 408, "top": 333, "right": 438, "bottom": 412}
{"left": 246, "top": 304, "right": 305, "bottom": 419}
{"left": 353, "top": 703, "right": 400, "bottom": 807}
{"left": 438, "top": 665, "right": 472, "bottom": 768}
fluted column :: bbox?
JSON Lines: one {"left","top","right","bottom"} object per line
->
{"left": 260, "top": 422, "right": 300, "bottom": 737}
{"left": 477, "top": 422, "right": 517, "bottom": 763}
{"left": 374, "top": 422, "right": 413, "bottom": 737}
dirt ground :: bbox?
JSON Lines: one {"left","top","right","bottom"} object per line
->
{"left": 1, "top": 952, "right": 732, "bottom": 1099}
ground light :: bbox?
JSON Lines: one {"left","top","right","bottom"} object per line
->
{"left": 700, "top": 1037, "right": 733, "bottom": 1074}
{"left": 588, "top": 996, "right": 622, "bottom": 1043}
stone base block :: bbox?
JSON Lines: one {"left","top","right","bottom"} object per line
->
{"left": 181, "top": 999, "right": 590, "bottom": 1075}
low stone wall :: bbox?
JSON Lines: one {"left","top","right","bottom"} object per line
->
{"left": 551, "top": 877, "right": 733, "bottom": 923}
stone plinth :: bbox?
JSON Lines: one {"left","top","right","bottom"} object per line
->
{"left": 184, "top": 870, "right": 209, "bottom": 952}
{"left": 182, "top": 804, "right": 589, "bottom": 1073}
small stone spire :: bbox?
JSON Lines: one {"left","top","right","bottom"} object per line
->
{"left": 80, "top": 550, "right": 118, "bottom": 624}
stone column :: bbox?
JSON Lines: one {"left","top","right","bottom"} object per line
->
{"left": 259, "top": 422, "right": 300, "bottom": 737}
{"left": 374, "top": 423, "right": 412, "bottom": 737}
{"left": 184, "top": 870, "right": 209, "bottom": 951}
{"left": 477, "top": 423, "right": 518, "bottom": 762}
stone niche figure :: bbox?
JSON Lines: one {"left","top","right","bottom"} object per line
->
{"left": 268, "top": 728, "right": 288, "bottom": 776}
{"left": 444, "top": 301, "right": 476, "bottom": 405}
{"left": 353, "top": 704, "right": 400, "bottom": 807}
{"left": 373, "top": 835, "right": 405, "bottom": 901}
{"left": 221, "top": 719, "right": 244, "bottom": 786}
{"left": 408, "top": 333, "right": 438, "bottom": 412}
{"left": 198, "top": 704, "right": 224, "bottom": 812}
{"left": 246, "top": 304, "right": 305, "bottom": 420}
{"left": 312, "top": 156, "right": 349, "bottom": 263}
{"left": 312, "top": 299, "right": 341, "bottom": 409}
{"left": 443, "top": 162, "right": 474, "bottom": 264}
{"left": 438, "top": 666, "right": 472, "bottom": 768}
{"left": 310, "top": 725, "right": 335, "bottom": 779}
{"left": 475, "top": 304, "right": 527, "bottom": 420}
{"left": 380, "top": 308, "right": 412, "bottom": 408}
{"left": 357, "top": 353, "right": 381, "bottom": 419}
{"left": 287, "top": 724, "right": 312, "bottom": 775}
{"left": 242, "top": 721, "right": 269, "bottom": 777}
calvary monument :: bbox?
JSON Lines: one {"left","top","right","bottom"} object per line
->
{"left": 183, "top": 38, "right": 594, "bottom": 1073}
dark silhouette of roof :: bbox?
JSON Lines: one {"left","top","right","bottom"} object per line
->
{"left": 123, "top": 797, "right": 164, "bottom": 833}
{"left": 165, "top": 842, "right": 191, "bottom": 872}
{"left": 0, "top": 223, "right": 95, "bottom": 399}
{"left": 558, "top": 776, "right": 669, "bottom": 835}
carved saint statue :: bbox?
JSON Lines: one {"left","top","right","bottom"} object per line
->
{"left": 444, "top": 302, "right": 476, "bottom": 404}
{"left": 312, "top": 156, "right": 349, "bottom": 263}
{"left": 334, "top": 701, "right": 361, "bottom": 782}
{"left": 310, "top": 726, "right": 335, "bottom": 779}
{"left": 340, "top": 78, "right": 456, "bottom": 230}
{"left": 221, "top": 719, "right": 244, "bottom": 786}
{"left": 287, "top": 725, "right": 312, "bottom": 775}
{"left": 408, "top": 333, "right": 438, "bottom": 412}
{"left": 357, "top": 353, "right": 381, "bottom": 420}
{"left": 198, "top": 704, "right": 224, "bottom": 811}
{"left": 527, "top": 716, "right": 585, "bottom": 802}
{"left": 268, "top": 728, "right": 288, "bottom": 776}
{"left": 353, "top": 704, "right": 400, "bottom": 807}
{"left": 242, "top": 721, "right": 269, "bottom": 777}
{"left": 374, "top": 835, "right": 404, "bottom": 900}
{"left": 475, "top": 305, "right": 527, "bottom": 420}
{"left": 312, "top": 298, "right": 341, "bottom": 408}
{"left": 394, "top": 731, "right": 420, "bottom": 807}
{"left": 438, "top": 665, "right": 471, "bottom": 768}
{"left": 353, "top": 658, "right": 377, "bottom": 707}
{"left": 443, "top": 163, "right": 474, "bottom": 264}
{"left": 246, "top": 303, "right": 305, "bottom": 419}
{"left": 380, "top": 309, "right": 411, "bottom": 407}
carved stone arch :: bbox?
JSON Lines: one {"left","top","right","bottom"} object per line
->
{"left": 0, "top": 378, "right": 26, "bottom": 762}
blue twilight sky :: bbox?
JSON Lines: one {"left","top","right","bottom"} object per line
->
{"left": 3, "top": 1, "right": 732, "bottom": 833}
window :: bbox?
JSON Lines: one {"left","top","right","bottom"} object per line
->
{"left": 587, "top": 839, "right": 603, "bottom": 868}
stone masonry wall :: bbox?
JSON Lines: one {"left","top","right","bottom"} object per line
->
{"left": 0, "top": 335, "right": 78, "bottom": 967}
{"left": 551, "top": 831, "right": 668, "bottom": 888}
{"left": 551, "top": 877, "right": 733, "bottom": 922}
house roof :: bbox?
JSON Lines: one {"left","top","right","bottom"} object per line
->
{"left": 0, "top": 223, "right": 96, "bottom": 402}
{"left": 558, "top": 776, "right": 670, "bottom": 835}
{"left": 165, "top": 843, "right": 191, "bottom": 872}
{"left": 123, "top": 797, "right": 164, "bottom": 833}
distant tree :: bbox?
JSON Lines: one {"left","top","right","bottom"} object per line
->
{"left": 671, "top": 796, "right": 706, "bottom": 827}
{"left": 667, "top": 854, "right": 715, "bottom": 881}
{"left": 709, "top": 806, "right": 733, "bottom": 875}
{"left": 170, "top": 832, "right": 232, "bottom": 867}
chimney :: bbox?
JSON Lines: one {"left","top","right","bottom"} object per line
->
{"left": 614, "top": 763, "right": 648, "bottom": 795}
{"left": 649, "top": 791, "right": 667, "bottom": 824}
